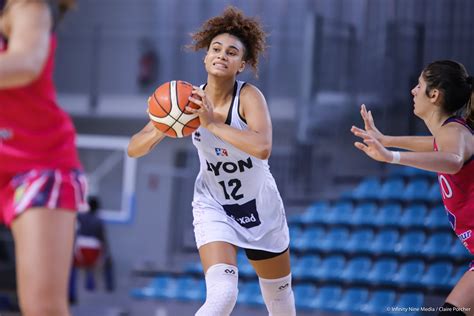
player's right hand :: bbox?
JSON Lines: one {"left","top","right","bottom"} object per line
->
{"left": 357, "top": 104, "right": 385, "bottom": 144}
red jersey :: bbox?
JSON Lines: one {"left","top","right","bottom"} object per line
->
{"left": 0, "top": 33, "right": 81, "bottom": 174}
{"left": 434, "top": 117, "right": 474, "bottom": 253}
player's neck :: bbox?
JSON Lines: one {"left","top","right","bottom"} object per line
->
{"left": 424, "top": 110, "right": 451, "bottom": 135}
{"left": 205, "top": 77, "right": 235, "bottom": 108}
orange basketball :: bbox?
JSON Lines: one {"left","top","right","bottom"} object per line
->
{"left": 147, "top": 80, "right": 200, "bottom": 138}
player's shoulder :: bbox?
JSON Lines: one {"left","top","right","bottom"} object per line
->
{"left": 240, "top": 82, "right": 266, "bottom": 104}
{"left": 441, "top": 120, "right": 472, "bottom": 139}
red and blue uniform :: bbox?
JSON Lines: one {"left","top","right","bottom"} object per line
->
{"left": 434, "top": 117, "right": 474, "bottom": 261}
{"left": 0, "top": 7, "right": 87, "bottom": 226}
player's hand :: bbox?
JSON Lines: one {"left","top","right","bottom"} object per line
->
{"left": 351, "top": 104, "right": 386, "bottom": 144}
{"left": 352, "top": 131, "right": 393, "bottom": 163}
{"left": 187, "top": 86, "right": 215, "bottom": 129}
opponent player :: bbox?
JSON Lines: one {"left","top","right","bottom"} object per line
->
{"left": 128, "top": 6, "right": 296, "bottom": 316}
{"left": 351, "top": 60, "right": 473, "bottom": 315}
{"left": 0, "top": 1, "right": 87, "bottom": 315}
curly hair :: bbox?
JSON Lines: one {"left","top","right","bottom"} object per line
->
{"left": 188, "top": 6, "right": 267, "bottom": 76}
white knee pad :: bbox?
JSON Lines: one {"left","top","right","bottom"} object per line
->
{"left": 259, "top": 273, "right": 296, "bottom": 316}
{"left": 195, "top": 263, "right": 239, "bottom": 316}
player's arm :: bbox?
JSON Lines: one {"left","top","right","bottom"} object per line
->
{"left": 381, "top": 135, "right": 434, "bottom": 152}
{"left": 351, "top": 104, "right": 434, "bottom": 152}
{"left": 190, "top": 84, "right": 272, "bottom": 160}
{"left": 0, "top": 1, "right": 52, "bottom": 88}
{"left": 354, "top": 123, "right": 466, "bottom": 174}
{"left": 127, "top": 121, "right": 166, "bottom": 158}
{"left": 397, "top": 123, "right": 467, "bottom": 174}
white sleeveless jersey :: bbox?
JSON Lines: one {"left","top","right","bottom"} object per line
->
{"left": 191, "top": 81, "right": 289, "bottom": 252}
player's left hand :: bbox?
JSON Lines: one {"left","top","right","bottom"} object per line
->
{"left": 187, "top": 86, "right": 215, "bottom": 129}
{"left": 351, "top": 127, "right": 393, "bottom": 162}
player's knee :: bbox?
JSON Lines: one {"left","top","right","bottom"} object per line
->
{"left": 195, "top": 263, "right": 239, "bottom": 316}
{"left": 438, "top": 302, "right": 467, "bottom": 316}
{"left": 259, "top": 273, "right": 296, "bottom": 316}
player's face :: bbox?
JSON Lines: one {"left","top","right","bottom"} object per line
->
{"left": 204, "top": 33, "right": 246, "bottom": 77}
{"left": 411, "top": 75, "right": 431, "bottom": 118}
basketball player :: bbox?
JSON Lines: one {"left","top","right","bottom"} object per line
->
{"left": 351, "top": 60, "right": 474, "bottom": 315}
{"left": 128, "top": 6, "right": 295, "bottom": 316}
{"left": 0, "top": 1, "right": 87, "bottom": 315}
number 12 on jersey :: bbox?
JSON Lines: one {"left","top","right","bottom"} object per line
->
{"left": 218, "top": 179, "right": 243, "bottom": 200}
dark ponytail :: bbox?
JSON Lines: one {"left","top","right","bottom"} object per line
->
{"left": 57, "top": 0, "right": 75, "bottom": 15}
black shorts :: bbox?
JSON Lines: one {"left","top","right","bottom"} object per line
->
{"left": 244, "top": 246, "right": 289, "bottom": 261}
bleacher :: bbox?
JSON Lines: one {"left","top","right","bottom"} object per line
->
{"left": 130, "top": 166, "right": 472, "bottom": 314}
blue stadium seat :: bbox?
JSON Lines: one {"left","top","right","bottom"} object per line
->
{"left": 421, "top": 261, "right": 453, "bottom": 289}
{"left": 366, "top": 258, "right": 399, "bottom": 285}
{"left": 374, "top": 203, "right": 403, "bottom": 227}
{"left": 449, "top": 267, "right": 467, "bottom": 288}
{"left": 427, "top": 182, "right": 442, "bottom": 202}
{"left": 175, "top": 277, "right": 204, "bottom": 301}
{"left": 292, "top": 255, "right": 320, "bottom": 280}
{"left": 388, "top": 165, "right": 435, "bottom": 179}
{"left": 379, "top": 177, "right": 405, "bottom": 201}
{"left": 370, "top": 229, "right": 400, "bottom": 256}
{"left": 334, "top": 288, "right": 369, "bottom": 313}
{"left": 239, "top": 259, "right": 256, "bottom": 278}
{"left": 236, "top": 251, "right": 248, "bottom": 269}
{"left": 425, "top": 205, "right": 451, "bottom": 230}
{"left": 450, "top": 240, "right": 472, "bottom": 260}
{"left": 399, "top": 204, "right": 428, "bottom": 228}
{"left": 351, "top": 203, "right": 378, "bottom": 225}
{"left": 340, "top": 256, "right": 372, "bottom": 282}
{"left": 402, "top": 179, "right": 430, "bottom": 202}
{"left": 184, "top": 261, "right": 203, "bottom": 274}
{"left": 392, "top": 260, "right": 425, "bottom": 287}
{"left": 298, "top": 201, "right": 331, "bottom": 225}
{"left": 325, "top": 202, "right": 354, "bottom": 225}
{"left": 421, "top": 232, "right": 453, "bottom": 257}
{"left": 293, "top": 284, "right": 318, "bottom": 310}
{"left": 130, "top": 275, "right": 174, "bottom": 299}
{"left": 291, "top": 226, "right": 325, "bottom": 252}
{"left": 391, "top": 292, "right": 424, "bottom": 315}
{"left": 316, "top": 227, "right": 350, "bottom": 252}
{"left": 362, "top": 290, "right": 396, "bottom": 314}
{"left": 308, "top": 285, "right": 343, "bottom": 311}
{"left": 351, "top": 178, "right": 381, "bottom": 200}
{"left": 344, "top": 228, "right": 375, "bottom": 254}
{"left": 396, "top": 230, "right": 426, "bottom": 256}
{"left": 180, "top": 279, "right": 205, "bottom": 301}
{"left": 289, "top": 226, "right": 303, "bottom": 242}
{"left": 237, "top": 281, "right": 263, "bottom": 306}
{"left": 313, "top": 255, "right": 346, "bottom": 281}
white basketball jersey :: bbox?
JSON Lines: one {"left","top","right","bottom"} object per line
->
{"left": 191, "top": 81, "right": 289, "bottom": 252}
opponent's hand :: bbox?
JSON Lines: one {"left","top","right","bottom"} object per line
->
{"left": 352, "top": 131, "right": 393, "bottom": 163}
{"left": 187, "top": 86, "right": 215, "bottom": 129}
{"left": 351, "top": 104, "right": 386, "bottom": 144}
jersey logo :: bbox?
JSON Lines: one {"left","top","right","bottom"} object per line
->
{"left": 193, "top": 131, "right": 201, "bottom": 142}
{"left": 278, "top": 283, "right": 289, "bottom": 291}
{"left": 458, "top": 230, "right": 472, "bottom": 242}
{"left": 224, "top": 269, "right": 236, "bottom": 275}
{"left": 206, "top": 157, "right": 253, "bottom": 176}
{"left": 223, "top": 199, "right": 261, "bottom": 228}
{"left": 215, "top": 148, "right": 228, "bottom": 156}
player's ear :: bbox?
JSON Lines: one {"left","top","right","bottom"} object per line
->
{"left": 237, "top": 61, "right": 246, "bottom": 74}
{"left": 429, "top": 88, "right": 440, "bottom": 104}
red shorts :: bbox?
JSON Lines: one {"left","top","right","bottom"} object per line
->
{"left": 0, "top": 169, "right": 88, "bottom": 227}
{"left": 74, "top": 236, "right": 103, "bottom": 268}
